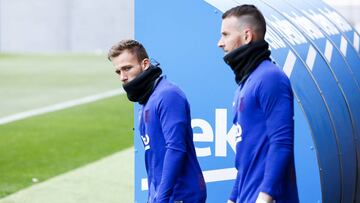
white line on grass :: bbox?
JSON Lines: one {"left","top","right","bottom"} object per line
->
{"left": 0, "top": 147, "right": 134, "bottom": 203}
{"left": 0, "top": 89, "right": 125, "bottom": 125}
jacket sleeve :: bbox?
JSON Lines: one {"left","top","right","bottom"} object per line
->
{"left": 155, "top": 149, "right": 185, "bottom": 203}
{"left": 257, "top": 70, "right": 294, "bottom": 197}
{"left": 157, "top": 89, "right": 189, "bottom": 152}
{"left": 154, "top": 89, "right": 189, "bottom": 202}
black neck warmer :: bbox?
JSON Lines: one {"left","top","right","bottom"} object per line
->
{"left": 224, "top": 40, "right": 271, "bottom": 84}
{"left": 123, "top": 64, "right": 162, "bottom": 104}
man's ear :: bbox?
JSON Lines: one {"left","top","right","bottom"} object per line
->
{"left": 244, "top": 29, "right": 253, "bottom": 44}
{"left": 142, "top": 58, "right": 150, "bottom": 70}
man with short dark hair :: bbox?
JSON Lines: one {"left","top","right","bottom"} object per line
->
{"left": 218, "top": 5, "right": 299, "bottom": 203}
{"left": 108, "top": 39, "right": 207, "bottom": 203}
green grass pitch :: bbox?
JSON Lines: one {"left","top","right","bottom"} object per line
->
{"left": 0, "top": 54, "right": 133, "bottom": 198}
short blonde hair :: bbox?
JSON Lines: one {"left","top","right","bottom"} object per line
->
{"left": 108, "top": 39, "right": 149, "bottom": 62}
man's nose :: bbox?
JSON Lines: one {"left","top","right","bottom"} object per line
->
{"left": 217, "top": 38, "right": 224, "bottom": 48}
{"left": 120, "top": 72, "right": 127, "bottom": 83}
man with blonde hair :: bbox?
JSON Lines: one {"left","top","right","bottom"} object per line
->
{"left": 108, "top": 39, "right": 207, "bottom": 203}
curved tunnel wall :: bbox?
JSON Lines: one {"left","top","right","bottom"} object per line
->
{"left": 135, "top": 0, "right": 360, "bottom": 202}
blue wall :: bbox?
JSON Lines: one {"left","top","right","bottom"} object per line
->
{"left": 135, "top": 0, "right": 360, "bottom": 202}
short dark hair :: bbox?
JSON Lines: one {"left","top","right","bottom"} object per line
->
{"left": 107, "top": 39, "right": 149, "bottom": 62}
{"left": 222, "top": 4, "right": 266, "bottom": 39}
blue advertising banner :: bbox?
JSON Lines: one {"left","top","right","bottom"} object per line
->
{"left": 135, "top": 1, "right": 237, "bottom": 202}
{"left": 135, "top": 0, "right": 360, "bottom": 202}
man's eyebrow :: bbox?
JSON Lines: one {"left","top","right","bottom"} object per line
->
{"left": 119, "top": 65, "right": 132, "bottom": 70}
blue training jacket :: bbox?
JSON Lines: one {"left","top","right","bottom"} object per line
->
{"left": 230, "top": 60, "right": 299, "bottom": 203}
{"left": 139, "top": 77, "right": 206, "bottom": 203}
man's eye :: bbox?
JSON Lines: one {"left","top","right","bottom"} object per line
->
{"left": 115, "top": 70, "right": 121, "bottom": 75}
